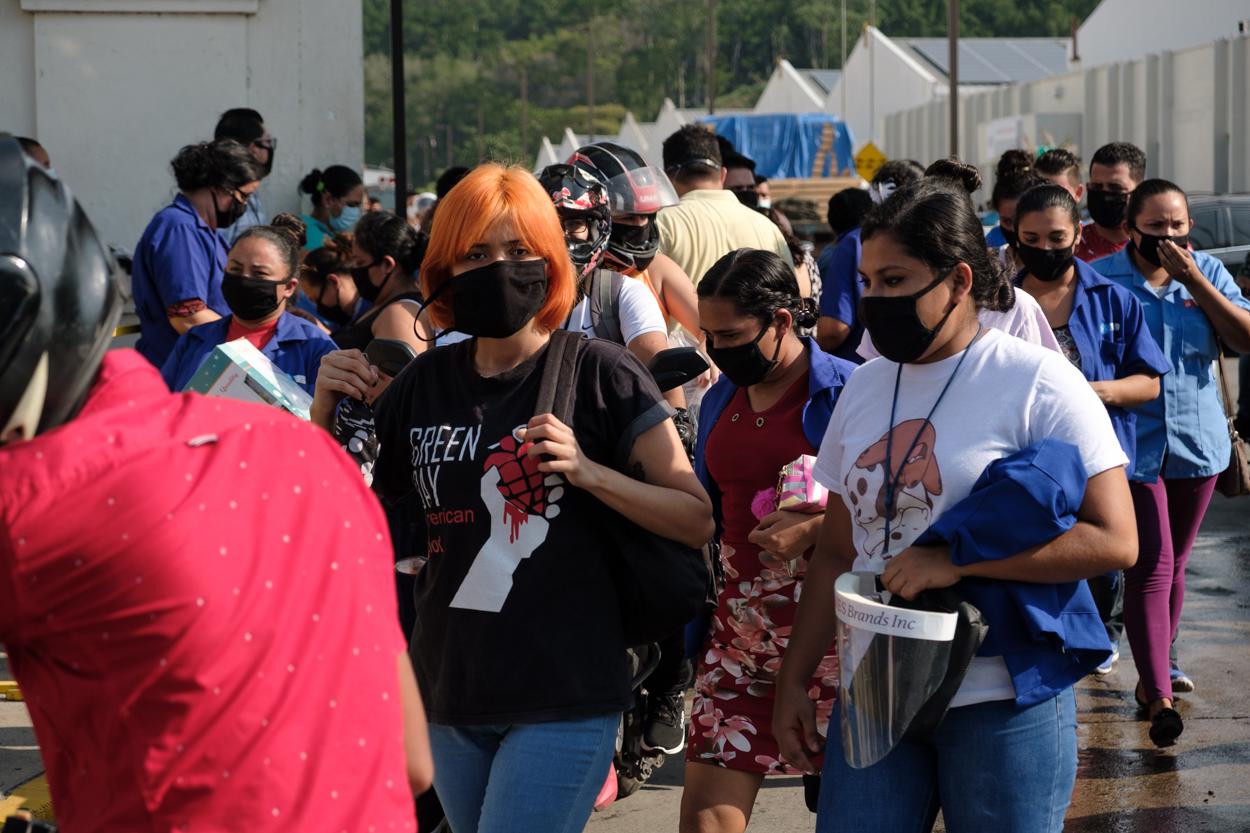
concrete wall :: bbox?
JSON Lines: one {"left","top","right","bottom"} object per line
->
{"left": 1077, "top": 0, "right": 1249, "bottom": 69}
{"left": 755, "top": 60, "right": 825, "bottom": 114}
{"left": 884, "top": 34, "right": 1250, "bottom": 197}
{"left": 0, "top": 0, "right": 363, "bottom": 251}
{"left": 825, "top": 27, "right": 940, "bottom": 148}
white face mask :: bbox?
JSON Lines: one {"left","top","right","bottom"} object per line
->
{"left": 757, "top": 198, "right": 772, "bottom": 210}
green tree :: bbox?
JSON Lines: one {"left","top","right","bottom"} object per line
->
{"left": 361, "top": 0, "right": 1099, "bottom": 170}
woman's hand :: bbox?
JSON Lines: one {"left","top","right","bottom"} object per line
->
{"left": 1158, "top": 239, "right": 1204, "bottom": 286}
{"left": 310, "top": 349, "right": 378, "bottom": 429}
{"left": 747, "top": 510, "right": 822, "bottom": 560}
{"left": 772, "top": 679, "right": 823, "bottom": 775}
{"left": 880, "top": 544, "right": 962, "bottom": 601}
{"left": 520, "top": 413, "right": 606, "bottom": 490}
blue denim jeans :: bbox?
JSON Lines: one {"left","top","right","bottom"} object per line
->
{"left": 427, "top": 713, "right": 618, "bottom": 833}
{"left": 817, "top": 687, "right": 1077, "bottom": 833}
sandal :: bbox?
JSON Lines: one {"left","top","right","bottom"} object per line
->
{"left": 1148, "top": 707, "right": 1184, "bottom": 747}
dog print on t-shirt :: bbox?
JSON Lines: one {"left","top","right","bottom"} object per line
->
{"left": 844, "top": 418, "right": 943, "bottom": 560}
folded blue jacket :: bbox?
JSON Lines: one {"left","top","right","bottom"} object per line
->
{"left": 914, "top": 439, "right": 1114, "bottom": 707}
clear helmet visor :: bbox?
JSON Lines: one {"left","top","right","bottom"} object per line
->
{"left": 835, "top": 572, "right": 958, "bottom": 768}
{"left": 598, "top": 167, "right": 679, "bottom": 216}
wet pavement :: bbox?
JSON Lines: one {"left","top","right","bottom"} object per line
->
{"left": 588, "top": 495, "right": 1250, "bottom": 832}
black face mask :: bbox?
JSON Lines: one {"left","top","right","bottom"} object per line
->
{"left": 1000, "top": 225, "right": 1018, "bottom": 249}
{"left": 859, "top": 271, "right": 957, "bottom": 364}
{"left": 216, "top": 190, "right": 248, "bottom": 229}
{"left": 222, "top": 271, "right": 282, "bottom": 321}
{"left": 1131, "top": 229, "right": 1189, "bottom": 268}
{"left": 1017, "top": 243, "right": 1075, "bottom": 283}
{"left": 1087, "top": 189, "right": 1129, "bottom": 229}
{"left": 730, "top": 187, "right": 760, "bottom": 209}
{"left": 315, "top": 283, "right": 351, "bottom": 327}
{"left": 449, "top": 259, "right": 549, "bottom": 338}
{"left": 609, "top": 221, "right": 659, "bottom": 273}
{"left": 707, "top": 320, "right": 783, "bottom": 388}
{"left": 352, "top": 260, "right": 392, "bottom": 304}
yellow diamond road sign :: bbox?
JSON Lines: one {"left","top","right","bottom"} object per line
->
{"left": 854, "top": 142, "right": 886, "bottom": 182}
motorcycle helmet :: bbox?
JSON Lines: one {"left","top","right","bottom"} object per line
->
{"left": 568, "top": 142, "right": 678, "bottom": 274}
{"left": 537, "top": 163, "right": 612, "bottom": 281}
{"left": 0, "top": 137, "right": 124, "bottom": 442}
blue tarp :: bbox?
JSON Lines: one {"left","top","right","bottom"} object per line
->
{"left": 700, "top": 113, "right": 855, "bottom": 179}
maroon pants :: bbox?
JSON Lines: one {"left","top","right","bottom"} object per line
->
{"left": 1124, "top": 476, "right": 1218, "bottom": 702}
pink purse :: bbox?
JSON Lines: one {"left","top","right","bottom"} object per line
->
{"left": 775, "top": 454, "right": 829, "bottom": 514}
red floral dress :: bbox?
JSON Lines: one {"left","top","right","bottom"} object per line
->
{"left": 687, "top": 372, "right": 839, "bottom": 774}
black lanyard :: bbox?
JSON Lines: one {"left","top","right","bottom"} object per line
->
{"left": 882, "top": 326, "right": 984, "bottom": 557}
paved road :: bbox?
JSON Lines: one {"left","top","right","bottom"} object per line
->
{"left": 0, "top": 654, "right": 39, "bottom": 797}
{"left": 588, "top": 495, "right": 1250, "bottom": 832}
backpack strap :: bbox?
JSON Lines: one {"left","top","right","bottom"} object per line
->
{"left": 589, "top": 269, "right": 626, "bottom": 345}
{"left": 535, "top": 329, "right": 585, "bottom": 426}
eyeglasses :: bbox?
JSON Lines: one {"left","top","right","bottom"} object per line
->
{"left": 226, "top": 188, "right": 253, "bottom": 207}
{"left": 252, "top": 137, "right": 277, "bottom": 152}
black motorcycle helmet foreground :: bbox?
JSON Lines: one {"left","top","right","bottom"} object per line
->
{"left": 537, "top": 163, "right": 613, "bottom": 281}
{"left": 568, "top": 142, "right": 679, "bottom": 273}
{"left": 0, "top": 137, "right": 124, "bottom": 443}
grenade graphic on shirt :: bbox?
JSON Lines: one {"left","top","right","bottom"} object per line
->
{"left": 450, "top": 426, "right": 564, "bottom": 612}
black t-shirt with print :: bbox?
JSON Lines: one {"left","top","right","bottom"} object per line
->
{"left": 373, "top": 336, "right": 673, "bottom": 725}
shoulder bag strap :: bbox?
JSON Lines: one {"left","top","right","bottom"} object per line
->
{"left": 1214, "top": 347, "right": 1237, "bottom": 427}
{"left": 535, "top": 329, "right": 584, "bottom": 426}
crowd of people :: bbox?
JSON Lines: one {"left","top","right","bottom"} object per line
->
{"left": 2, "top": 99, "right": 1249, "bottom": 833}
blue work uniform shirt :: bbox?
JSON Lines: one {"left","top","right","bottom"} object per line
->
{"left": 160, "top": 311, "right": 338, "bottom": 396}
{"left": 817, "top": 228, "right": 865, "bottom": 364}
{"left": 1093, "top": 248, "right": 1250, "bottom": 481}
{"left": 302, "top": 214, "right": 334, "bottom": 251}
{"left": 1016, "top": 259, "right": 1171, "bottom": 473}
{"left": 132, "top": 194, "right": 230, "bottom": 368}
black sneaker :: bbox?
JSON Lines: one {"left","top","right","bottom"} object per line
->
{"left": 642, "top": 690, "right": 686, "bottom": 754}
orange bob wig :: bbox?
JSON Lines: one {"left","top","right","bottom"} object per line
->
{"left": 421, "top": 163, "right": 577, "bottom": 332}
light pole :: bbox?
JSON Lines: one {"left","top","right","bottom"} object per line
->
{"left": 389, "top": 0, "right": 407, "bottom": 213}
{"left": 948, "top": 0, "right": 960, "bottom": 158}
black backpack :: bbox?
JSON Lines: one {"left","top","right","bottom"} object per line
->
{"left": 587, "top": 269, "right": 626, "bottom": 345}
{"left": 536, "top": 330, "right": 709, "bottom": 645}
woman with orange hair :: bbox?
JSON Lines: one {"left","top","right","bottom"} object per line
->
{"left": 311, "top": 163, "right": 714, "bottom": 833}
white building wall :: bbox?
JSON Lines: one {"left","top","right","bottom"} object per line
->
{"left": 0, "top": 3, "right": 36, "bottom": 132}
{"left": 825, "top": 27, "right": 940, "bottom": 147}
{"left": 884, "top": 34, "right": 1250, "bottom": 196}
{"left": 2, "top": 0, "right": 363, "bottom": 251}
{"left": 1077, "top": 0, "right": 1249, "bottom": 69}
{"left": 754, "top": 60, "right": 825, "bottom": 114}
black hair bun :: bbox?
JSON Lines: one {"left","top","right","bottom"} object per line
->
{"left": 995, "top": 149, "right": 1033, "bottom": 178}
{"left": 269, "top": 212, "right": 307, "bottom": 249}
{"left": 299, "top": 169, "right": 325, "bottom": 195}
{"left": 925, "top": 157, "right": 982, "bottom": 194}
{"left": 170, "top": 142, "right": 222, "bottom": 192}
{"left": 793, "top": 296, "right": 820, "bottom": 330}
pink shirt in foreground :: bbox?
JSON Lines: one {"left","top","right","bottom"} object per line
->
{"left": 0, "top": 350, "right": 414, "bottom": 833}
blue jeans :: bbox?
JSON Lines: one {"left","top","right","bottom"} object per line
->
{"left": 817, "top": 688, "right": 1077, "bottom": 833}
{"left": 427, "top": 713, "right": 618, "bottom": 833}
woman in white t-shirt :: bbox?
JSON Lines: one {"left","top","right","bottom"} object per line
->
{"left": 774, "top": 165, "right": 1138, "bottom": 833}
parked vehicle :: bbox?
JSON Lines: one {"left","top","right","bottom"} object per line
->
{"left": 1189, "top": 194, "right": 1250, "bottom": 273}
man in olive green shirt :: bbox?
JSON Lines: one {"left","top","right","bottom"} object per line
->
{"left": 656, "top": 125, "right": 793, "bottom": 285}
